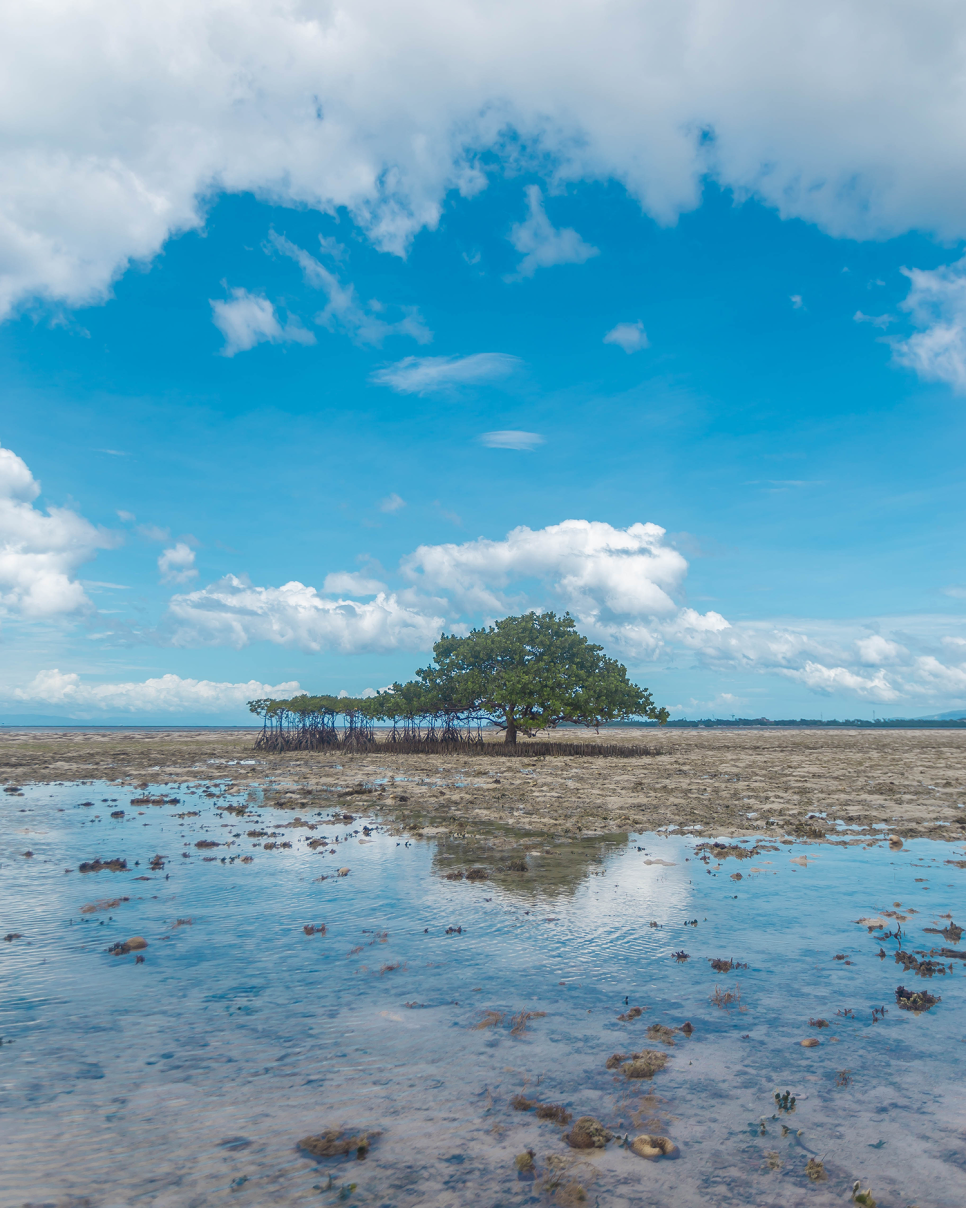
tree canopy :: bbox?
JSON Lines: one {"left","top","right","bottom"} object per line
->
{"left": 415, "top": 611, "right": 667, "bottom": 742}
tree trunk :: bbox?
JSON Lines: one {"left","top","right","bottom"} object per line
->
{"left": 504, "top": 712, "right": 518, "bottom": 745}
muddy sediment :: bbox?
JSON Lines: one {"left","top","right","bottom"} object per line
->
{"left": 1, "top": 726, "right": 965, "bottom": 844}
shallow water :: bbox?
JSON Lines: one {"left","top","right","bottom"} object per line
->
{"left": 1, "top": 780, "right": 965, "bottom": 1208}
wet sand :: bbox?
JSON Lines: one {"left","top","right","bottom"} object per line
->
{"left": 3, "top": 726, "right": 966, "bottom": 842}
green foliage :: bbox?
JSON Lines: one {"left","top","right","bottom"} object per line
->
{"left": 248, "top": 610, "right": 666, "bottom": 747}
{"left": 414, "top": 610, "right": 666, "bottom": 743}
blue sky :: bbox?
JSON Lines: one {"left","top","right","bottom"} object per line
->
{"left": 3, "top": 1, "right": 966, "bottom": 722}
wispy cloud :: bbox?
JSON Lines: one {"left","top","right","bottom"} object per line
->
{"left": 137, "top": 524, "right": 170, "bottom": 542}
{"left": 603, "top": 321, "right": 649, "bottom": 353}
{"left": 210, "top": 287, "right": 315, "bottom": 357}
{"left": 158, "top": 542, "right": 198, "bottom": 585}
{"left": 478, "top": 430, "right": 545, "bottom": 450}
{"left": 892, "top": 255, "right": 966, "bottom": 392}
{"left": 371, "top": 353, "right": 521, "bottom": 395}
{"left": 790, "top": 294, "right": 804, "bottom": 309}
{"left": 506, "top": 187, "right": 598, "bottom": 280}
{"left": 379, "top": 492, "right": 406, "bottom": 513}
{"left": 269, "top": 231, "right": 431, "bottom": 346}
{"left": 854, "top": 310, "right": 893, "bottom": 329}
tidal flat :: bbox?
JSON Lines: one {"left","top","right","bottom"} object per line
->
{"left": 2, "top": 726, "right": 966, "bottom": 838}
{"left": 1, "top": 730, "right": 965, "bottom": 1206}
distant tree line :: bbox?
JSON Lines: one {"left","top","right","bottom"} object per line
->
{"left": 249, "top": 611, "right": 668, "bottom": 751}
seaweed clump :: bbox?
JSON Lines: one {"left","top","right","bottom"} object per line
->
{"left": 618, "top": 1050, "right": 669, "bottom": 1079}
{"left": 298, "top": 1129, "right": 377, "bottom": 1160}
{"left": 806, "top": 1158, "right": 827, "bottom": 1182}
{"left": 78, "top": 858, "right": 127, "bottom": 873}
{"left": 895, "top": 985, "right": 940, "bottom": 1012}
{"left": 564, "top": 1117, "right": 612, "bottom": 1149}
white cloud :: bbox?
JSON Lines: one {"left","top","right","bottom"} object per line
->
{"left": 892, "top": 256, "right": 966, "bottom": 392}
{"left": 166, "top": 575, "right": 444, "bottom": 653}
{"left": 270, "top": 231, "right": 431, "bottom": 346}
{"left": 603, "top": 321, "right": 649, "bottom": 353}
{"left": 158, "top": 542, "right": 197, "bottom": 584}
{"left": 506, "top": 186, "right": 598, "bottom": 280}
{"left": 137, "top": 524, "right": 170, "bottom": 542}
{"left": 478, "top": 431, "right": 545, "bottom": 450}
{"left": 790, "top": 294, "right": 804, "bottom": 309}
{"left": 779, "top": 661, "right": 900, "bottom": 701}
{"left": 14, "top": 669, "right": 300, "bottom": 714}
{"left": 210, "top": 287, "right": 314, "bottom": 357}
{"left": 371, "top": 353, "right": 521, "bottom": 395}
{"left": 854, "top": 310, "right": 893, "bottom": 329}
{"left": 854, "top": 634, "right": 905, "bottom": 665}
{"left": 322, "top": 570, "right": 387, "bottom": 595}
{"left": 8, "top": 2, "right": 966, "bottom": 318}
{"left": 379, "top": 493, "right": 406, "bottom": 513}
{"left": 0, "top": 442, "right": 116, "bottom": 618}
{"left": 401, "top": 519, "right": 688, "bottom": 617}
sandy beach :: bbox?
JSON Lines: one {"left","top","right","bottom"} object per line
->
{"left": 3, "top": 726, "right": 965, "bottom": 842}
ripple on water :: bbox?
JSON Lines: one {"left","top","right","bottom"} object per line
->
{"left": 0, "top": 781, "right": 964, "bottom": 1206}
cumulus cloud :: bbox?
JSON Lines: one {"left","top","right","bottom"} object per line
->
{"left": 322, "top": 570, "right": 387, "bottom": 595}
{"left": 506, "top": 186, "right": 598, "bottom": 279}
{"left": 158, "top": 542, "right": 197, "bottom": 584}
{"left": 8, "top": 2, "right": 966, "bottom": 317}
{"left": 0, "top": 442, "right": 116, "bottom": 618}
{"left": 166, "top": 575, "right": 444, "bottom": 653}
{"left": 270, "top": 231, "right": 431, "bottom": 345}
{"left": 478, "top": 431, "right": 544, "bottom": 450}
{"left": 210, "top": 287, "right": 314, "bottom": 356}
{"left": 371, "top": 353, "right": 521, "bottom": 395}
{"left": 14, "top": 669, "right": 300, "bottom": 713}
{"left": 892, "top": 256, "right": 966, "bottom": 392}
{"left": 603, "top": 321, "right": 649, "bottom": 353}
{"left": 401, "top": 519, "right": 689, "bottom": 617}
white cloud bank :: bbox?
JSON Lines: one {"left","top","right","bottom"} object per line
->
{"left": 7, "top": 0, "right": 966, "bottom": 317}
{"left": 0, "top": 443, "right": 115, "bottom": 618}
{"left": 158, "top": 519, "right": 966, "bottom": 709}
{"left": 166, "top": 575, "right": 445, "bottom": 654}
{"left": 14, "top": 670, "right": 300, "bottom": 714}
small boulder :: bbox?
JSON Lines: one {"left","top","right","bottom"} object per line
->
{"left": 801, "top": 1037, "right": 820, "bottom": 1047}
{"left": 109, "top": 936, "right": 148, "bottom": 955}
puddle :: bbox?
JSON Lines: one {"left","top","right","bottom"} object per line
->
{"left": 0, "top": 781, "right": 964, "bottom": 1206}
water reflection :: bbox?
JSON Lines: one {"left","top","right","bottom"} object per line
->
{"left": 427, "top": 823, "right": 631, "bottom": 897}
{"left": 0, "top": 780, "right": 964, "bottom": 1208}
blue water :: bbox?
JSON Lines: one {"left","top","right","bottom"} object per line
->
{"left": 1, "top": 781, "right": 964, "bottom": 1207}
